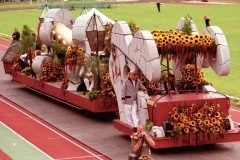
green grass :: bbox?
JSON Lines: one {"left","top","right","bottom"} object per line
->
{"left": 0, "top": 3, "right": 240, "bottom": 98}
{"left": 0, "top": 122, "right": 51, "bottom": 160}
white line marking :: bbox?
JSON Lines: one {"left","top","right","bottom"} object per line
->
{"left": 0, "top": 97, "right": 105, "bottom": 160}
{"left": 0, "top": 44, "right": 8, "bottom": 48}
{"left": 54, "top": 155, "right": 105, "bottom": 160}
{"left": 230, "top": 108, "right": 240, "bottom": 113}
{"left": 0, "top": 121, "right": 53, "bottom": 160}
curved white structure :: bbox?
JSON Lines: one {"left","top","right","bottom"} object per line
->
{"left": 110, "top": 21, "right": 160, "bottom": 126}
{"left": 39, "top": 8, "right": 74, "bottom": 46}
{"left": 32, "top": 55, "right": 52, "bottom": 79}
{"left": 203, "top": 26, "right": 230, "bottom": 76}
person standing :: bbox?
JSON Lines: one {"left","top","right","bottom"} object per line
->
{"left": 156, "top": 2, "right": 162, "bottom": 12}
{"left": 129, "top": 124, "right": 155, "bottom": 160}
{"left": 204, "top": 16, "right": 211, "bottom": 27}
{"left": 121, "top": 70, "right": 148, "bottom": 131}
{"left": 12, "top": 27, "right": 20, "bottom": 41}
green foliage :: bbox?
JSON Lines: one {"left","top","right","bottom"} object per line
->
{"left": 182, "top": 14, "right": 192, "bottom": 36}
{"left": 51, "top": 40, "right": 67, "bottom": 65}
{"left": 20, "top": 25, "right": 35, "bottom": 53}
{"left": 144, "top": 119, "right": 154, "bottom": 131}
{"left": 86, "top": 90, "right": 100, "bottom": 100}
{"left": 128, "top": 21, "right": 139, "bottom": 35}
{"left": 21, "top": 67, "right": 32, "bottom": 76}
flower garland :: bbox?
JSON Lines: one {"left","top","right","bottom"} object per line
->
{"left": 104, "top": 22, "right": 113, "bottom": 53}
{"left": 168, "top": 103, "right": 227, "bottom": 145}
{"left": 151, "top": 30, "right": 215, "bottom": 59}
{"left": 100, "top": 72, "right": 116, "bottom": 98}
{"left": 40, "top": 61, "right": 66, "bottom": 82}
{"left": 179, "top": 64, "right": 209, "bottom": 91}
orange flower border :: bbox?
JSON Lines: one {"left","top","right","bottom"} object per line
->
{"left": 168, "top": 103, "right": 228, "bottom": 145}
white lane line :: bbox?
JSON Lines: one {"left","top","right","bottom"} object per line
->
{"left": 230, "top": 108, "right": 240, "bottom": 113}
{"left": 0, "top": 43, "right": 8, "bottom": 48}
{"left": 54, "top": 155, "right": 106, "bottom": 160}
{"left": 0, "top": 122, "right": 53, "bottom": 160}
{"left": 0, "top": 97, "right": 105, "bottom": 160}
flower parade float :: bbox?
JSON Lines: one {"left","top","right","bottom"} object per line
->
{"left": 2, "top": 6, "right": 240, "bottom": 149}
{"left": 2, "top": 7, "right": 117, "bottom": 113}
{"left": 111, "top": 17, "right": 240, "bottom": 149}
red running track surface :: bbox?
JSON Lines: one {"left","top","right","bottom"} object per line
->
{"left": 0, "top": 95, "right": 110, "bottom": 160}
{"left": 0, "top": 149, "right": 12, "bottom": 160}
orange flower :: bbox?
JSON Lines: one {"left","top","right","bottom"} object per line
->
{"left": 190, "top": 121, "right": 196, "bottom": 127}
{"left": 184, "top": 127, "right": 189, "bottom": 133}
{"left": 173, "top": 113, "right": 180, "bottom": 121}
{"left": 211, "top": 117, "right": 217, "bottom": 124}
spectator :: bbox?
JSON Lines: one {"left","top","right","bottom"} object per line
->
{"left": 121, "top": 70, "right": 148, "bottom": 131}
{"left": 12, "top": 27, "right": 20, "bottom": 41}
{"left": 156, "top": 2, "right": 162, "bottom": 12}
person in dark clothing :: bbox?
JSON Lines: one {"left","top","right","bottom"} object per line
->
{"left": 204, "top": 16, "right": 211, "bottom": 27}
{"left": 156, "top": 2, "right": 162, "bottom": 12}
{"left": 12, "top": 27, "right": 20, "bottom": 41}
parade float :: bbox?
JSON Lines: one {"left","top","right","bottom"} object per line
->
{"left": 2, "top": 6, "right": 240, "bottom": 149}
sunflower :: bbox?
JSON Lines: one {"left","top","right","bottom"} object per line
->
{"left": 214, "top": 126, "right": 220, "bottom": 132}
{"left": 209, "top": 106, "right": 214, "bottom": 112}
{"left": 190, "top": 121, "right": 196, "bottom": 127}
{"left": 177, "top": 122, "right": 183, "bottom": 128}
{"left": 173, "top": 113, "right": 180, "bottom": 121}
{"left": 215, "top": 111, "right": 221, "bottom": 118}
{"left": 184, "top": 127, "right": 190, "bottom": 133}
{"left": 211, "top": 117, "right": 217, "bottom": 124}
{"left": 196, "top": 112, "right": 202, "bottom": 119}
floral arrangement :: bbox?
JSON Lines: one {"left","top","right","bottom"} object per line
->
{"left": 151, "top": 30, "right": 215, "bottom": 58}
{"left": 100, "top": 72, "right": 116, "bottom": 98}
{"left": 168, "top": 103, "right": 227, "bottom": 145}
{"left": 179, "top": 64, "right": 209, "bottom": 91}
{"left": 139, "top": 155, "right": 151, "bottom": 160}
{"left": 104, "top": 22, "right": 113, "bottom": 53}
{"left": 40, "top": 62, "right": 66, "bottom": 82}
{"left": 137, "top": 72, "right": 159, "bottom": 95}
{"left": 12, "top": 53, "right": 26, "bottom": 72}
{"left": 65, "top": 45, "right": 85, "bottom": 72}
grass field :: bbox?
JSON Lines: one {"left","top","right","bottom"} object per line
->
{"left": 0, "top": 2, "right": 240, "bottom": 98}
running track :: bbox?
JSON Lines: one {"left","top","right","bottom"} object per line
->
{"left": 0, "top": 95, "right": 110, "bottom": 160}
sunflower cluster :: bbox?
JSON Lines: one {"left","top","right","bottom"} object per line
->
{"left": 100, "top": 72, "right": 116, "bottom": 97}
{"left": 12, "top": 53, "right": 26, "bottom": 72}
{"left": 139, "top": 155, "right": 151, "bottom": 160}
{"left": 151, "top": 30, "right": 215, "bottom": 57}
{"left": 179, "top": 64, "right": 209, "bottom": 91}
{"left": 168, "top": 103, "right": 227, "bottom": 145}
{"left": 65, "top": 45, "right": 85, "bottom": 67}
{"left": 104, "top": 22, "right": 113, "bottom": 53}
{"left": 138, "top": 72, "right": 159, "bottom": 95}
{"left": 40, "top": 62, "right": 66, "bottom": 82}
